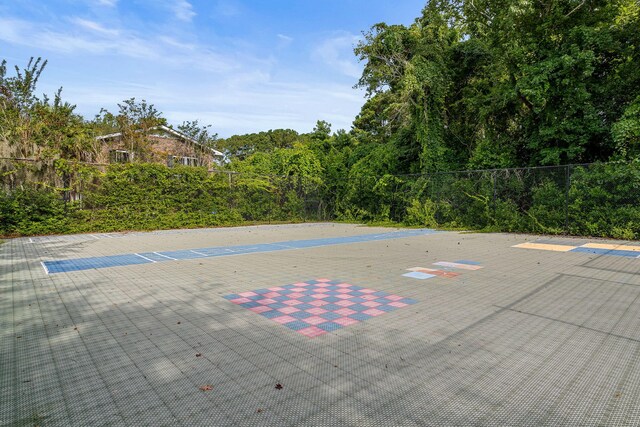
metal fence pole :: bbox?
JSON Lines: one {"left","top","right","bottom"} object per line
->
{"left": 564, "top": 165, "right": 571, "bottom": 234}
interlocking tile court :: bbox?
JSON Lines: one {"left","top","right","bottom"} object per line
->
{"left": 2, "top": 223, "right": 640, "bottom": 426}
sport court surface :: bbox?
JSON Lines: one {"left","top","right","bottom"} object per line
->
{"left": 2, "top": 223, "right": 640, "bottom": 426}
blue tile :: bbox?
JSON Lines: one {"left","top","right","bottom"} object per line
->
{"left": 295, "top": 303, "right": 315, "bottom": 310}
{"left": 239, "top": 302, "right": 261, "bottom": 309}
{"left": 373, "top": 291, "right": 390, "bottom": 297}
{"left": 320, "top": 312, "right": 342, "bottom": 321}
{"left": 349, "top": 291, "right": 364, "bottom": 297}
{"left": 260, "top": 310, "right": 281, "bottom": 319}
{"left": 284, "top": 321, "right": 312, "bottom": 331}
{"left": 316, "top": 322, "right": 343, "bottom": 332}
{"left": 376, "top": 305, "right": 398, "bottom": 312}
{"left": 321, "top": 304, "right": 343, "bottom": 311}
{"left": 266, "top": 303, "right": 287, "bottom": 310}
{"left": 298, "top": 296, "right": 316, "bottom": 303}
{"left": 349, "top": 297, "right": 367, "bottom": 303}
{"left": 454, "top": 260, "right": 481, "bottom": 265}
{"left": 323, "top": 297, "right": 341, "bottom": 303}
{"left": 400, "top": 298, "right": 418, "bottom": 305}
{"left": 223, "top": 294, "right": 240, "bottom": 300}
{"left": 273, "top": 296, "right": 291, "bottom": 302}
{"left": 253, "top": 289, "right": 270, "bottom": 294}
{"left": 349, "top": 313, "right": 372, "bottom": 321}
{"left": 348, "top": 304, "right": 370, "bottom": 312}
{"left": 290, "top": 311, "right": 313, "bottom": 319}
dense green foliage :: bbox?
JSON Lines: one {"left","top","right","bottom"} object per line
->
{"left": 2, "top": 1, "right": 640, "bottom": 238}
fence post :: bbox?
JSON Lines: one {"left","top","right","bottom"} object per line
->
{"left": 492, "top": 171, "right": 497, "bottom": 217}
{"left": 564, "top": 165, "right": 571, "bottom": 234}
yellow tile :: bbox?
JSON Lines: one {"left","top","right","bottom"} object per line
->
{"left": 513, "top": 242, "right": 577, "bottom": 252}
{"left": 581, "top": 243, "right": 640, "bottom": 252}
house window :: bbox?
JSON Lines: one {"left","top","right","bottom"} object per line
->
{"left": 109, "top": 150, "right": 131, "bottom": 163}
{"left": 181, "top": 156, "right": 199, "bottom": 166}
{"left": 168, "top": 155, "right": 200, "bottom": 167}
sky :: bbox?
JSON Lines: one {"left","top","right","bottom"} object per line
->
{"left": 1, "top": 0, "right": 426, "bottom": 137}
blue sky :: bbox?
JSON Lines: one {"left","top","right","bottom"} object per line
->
{"left": 1, "top": 0, "right": 426, "bottom": 137}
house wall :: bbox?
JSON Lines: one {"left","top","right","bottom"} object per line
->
{"left": 97, "top": 135, "right": 216, "bottom": 167}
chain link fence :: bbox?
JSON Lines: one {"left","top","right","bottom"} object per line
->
{"left": 2, "top": 158, "right": 639, "bottom": 238}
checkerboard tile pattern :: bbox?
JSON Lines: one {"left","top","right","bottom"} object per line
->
{"left": 223, "top": 279, "right": 418, "bottom": 338}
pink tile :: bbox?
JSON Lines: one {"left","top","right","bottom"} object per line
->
{"left": 316, "top": 278, "right": 331, "bottom": 282}
{"left": 238, "top": 291, "right": 258, "bottom": 297}
{"left": 335, "top": 300, "right": 355, "bottom": 307}
{"left": 336, "top": 288, "right": 352, "bottom": 293}
{"left": 361, "top": 295, "right": 378, "bottom": 301}
{"left": 269, "top": 287, "right": 285, "bottom": 291}
{"left": 305, "top": 316, "right": 327, "bottom": 325}
{"left": 336, "top": 283, "right": 352, "bottom": 288}
{"left": 273, "top": 315, "right": 297, "bottom": 324}
{"left": 313, "top": 288, "right": 329, "bottom": 293}
{"left": 257, "top": 298, "right": 277, "bottom": 305}
{"left": 278, "top": 306, "right": 300, "bottom": 314}
{"left": 283, "top": 300, "right": 302, "bottom": 306}
{"left": 335, "top": 294, "right": 352, "bottom": 300}
{"left": 249, "top": 306, "right": 272, "bottom": 314}
{"left": 230, "top": 297, "right": 251, "bottom": 304}
{"left": 263, "top": 292, "right": 281, "bottom": 298}
{"left": 311, "top": 293, "right": 329, "bottom": 299}
{"left": 333, "top": 317, "right": 360, "bottom": 326}
{"left": 362, "top": 301, "right": 381, "bottom": 308}
{"left": 291, "top": 288, "right": 307, "bottom": 292}
{"left": 307, "top": 307, "right": 328, "bottom": 315}
{"left": 315, "top": 283, "right": 331, "bottom": 288}
{"left": 362, "top": 308, "right": 386, "bottom": 317}
{"left": 385, "top": 295, "right": 404, "bottom": 301}
{"left": 293, "top": 282, "right": 309, "bottom": 287}
{"left": 298, "top": 326, "right": 327, "bottom": 338}
{"left": 359, "top": 289, "right": 376, "bottom": 294}
{"left": 309, "top": 300, "right": 330, "bottom": 307}
{"left": 334, "top": 308, "right": 357, "bottom": 316}
{"left": 288, "top": 292, "right": 305, "bottom": 299}
{"left": 388, "top": 301, "right": 409, "bottom": 308}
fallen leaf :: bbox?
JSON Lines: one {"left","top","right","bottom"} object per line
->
{"left": 177, "top": 321, "right": 181, "bottom": 325}
{"left": 256, "top": 409, "right": 263, "bottom": 413}
{"left": 275, "top": 383, "right": 283, "bottom": 390}
{"left": 199, "top": 385, "right": 213, "bottom": 391}
{"left": 195, "top": 353, "right": 202, "bottom": 357}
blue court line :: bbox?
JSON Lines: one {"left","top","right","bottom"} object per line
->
{"left": 569, "top": 247, "right": 640, "bottom": 258}
{"left": 42, "top": 229, "right": 440, "bottom": 274}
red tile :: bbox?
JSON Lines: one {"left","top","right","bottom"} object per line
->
{"left": 249, "top": 306, "right": 272, "bottom": 314}
{"left": 305, "top": 316, "right": 327, "bottom": 325}
{"left": 362, "top": 301, "right": 381, "bottom": 308}
{"left": 335, "top": 300, "right": 355, "bottom": 307}
{"left": 279, "top": 306, "right": 300, "bottom": 314}
{"left": 333, "top": 317, "right": 359, "bottom": 326}
{"left": 230, "top": 297, "right": 252, "bottom": 304}
{"left": 263, "top": 292, "right": 281, "bottom": 298}
{"left": 309, "top": 300, "right": 330, "bottom": 307}
{"left": 298, "top": 326, "right": 327, "bottom": 337}
{"left": 238, "top": 291, "right": 258, "bottom": 297}
{"left": 362, "top": 308, "right": 385, "bottom": 316}
{"left": 336, "top": 283, "right": 352, "bottom": 288}
{"left": 334, "top": 308, "right": 357, "bottom": 316}
{"left": 359, "top": 289, "right": 376, "bottom": 294}
{"left": 388, "top": 301, "right": 408, "bottom": 308}
{"left": 288, "top": 292, "right": 305, "bottom": 299}
{"left": 307, "top": 307, "right": 328, "bottom": 315}
{"left": 273, "top": 315, "right": 297, "bottom": 324}
{"left": 311, "top": 293, "right": 329, "bottom": 299}
{"left": 283, "top": 300, "right": 303, "bottom": 306}
{"left": 257, "top": 298, "right": 277, "bottom": 305}
{"left": 335, "top": 294, "right": 352, "bottom": 300}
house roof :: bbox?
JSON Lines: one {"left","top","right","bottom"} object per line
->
{"left": 96, "top": 125, "right": 224, "bottom": 157}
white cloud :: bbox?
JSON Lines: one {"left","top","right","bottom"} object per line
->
{"left": 173, "top": 0, "right": 196, "bottom": 22}
{"left": 215, "top": 0, "right": 241, "bottom": 17}
{"left": 313, "top": 33, "right": 363, "bottom": 79}
{"left": 70, "top": 17, "right": 119, "bottom": 36}
{"left": 95, "top": 0, "right": 118, "bottom": 6}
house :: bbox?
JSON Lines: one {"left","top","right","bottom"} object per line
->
{"left": 95, "top": 125, "right": 224, "bottom": 168}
